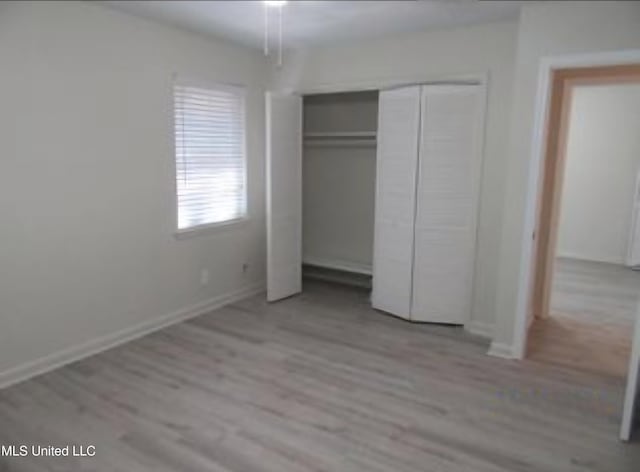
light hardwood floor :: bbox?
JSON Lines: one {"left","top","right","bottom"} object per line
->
{"left": 528, "top": 258, "right": 638, "bottom": 378}
{"left": 1, "top": 280, "right": 638, "bottom": 471}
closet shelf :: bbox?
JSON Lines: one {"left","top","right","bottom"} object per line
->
{"left": 303, "top": 131, "right": 377, "bottom": 148}
{"left": 304, "top": 139, "right": 376, "bottom": 148}
{"left": 304, "top": 131, "right": 377, "bottom": 138}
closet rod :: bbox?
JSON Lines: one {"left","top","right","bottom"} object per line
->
{"left": 303, "top": 131, "right": 377, "bottom": 138}
{"left": 303, "top": 139, "right": 377, "bottom": 148}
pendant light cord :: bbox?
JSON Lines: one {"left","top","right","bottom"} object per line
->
{"left": 278, "top": 6, "right": 283, "bottom": 67}
{"left": 264, "top": 4, "right": 269, "bottom": 56}
{"left": 263, "top": 2, "right": 285, "bottom": 67}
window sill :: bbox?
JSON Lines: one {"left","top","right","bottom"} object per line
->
{"left": 174, "top": 217, "right": 249, "bottom": 240}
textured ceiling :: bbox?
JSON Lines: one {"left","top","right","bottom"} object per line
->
{"left": 102, "top": 1, "right": 522, "bottom": 49}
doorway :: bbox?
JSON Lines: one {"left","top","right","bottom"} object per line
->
{"left": 528, "top": 80, "right": 640, "bottom": 377}
{"left": 521, "top": 62, "right": 640, "bottom": 440}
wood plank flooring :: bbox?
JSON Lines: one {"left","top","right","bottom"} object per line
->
{"left": 528, "top": 258, "right": 638, "bottom": 378}
{"left": 1, "top": 280, "right": 638, "bottom": 471}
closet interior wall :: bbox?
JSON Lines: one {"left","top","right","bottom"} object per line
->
{"left": 302, "top": 91, "right": 379, "bottom": 285}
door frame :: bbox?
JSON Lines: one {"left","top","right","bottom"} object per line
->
{"left": 290, "top": 72, "right": 488, "bottom": 96}
{"left": 511, "top": 49, "right": 640, "bottom": 361}
{"left": 626, "top": 167, "right": 640, "bottom": 267}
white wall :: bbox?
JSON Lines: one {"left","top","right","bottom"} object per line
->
{"left": 272, "top": 20, "right": 518, "bottom": 334}
{"left": 492, "top": 1, "right": 640, "bottom": 356}
{"left": 303, "top": 92, "right": 378, "bottom": 272}
{"left": 557, "top": 84, "right": 640, "bottom": 265}
{"left": 0, "top": 1, "right": 267, "bottom": 382}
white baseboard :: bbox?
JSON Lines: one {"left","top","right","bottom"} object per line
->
{"left": 557, "top": 252, "right": 624, "bottom": 265}
{"left": 303, "top": 256, "right": 372, "bottom": 276}
{"left": 464, "top": 320, "right": 494, "bottom": 339}
{"left": 0, "top": 281, "right": 265, "bottom": 390}
{"left": 487, "top": 341, "right": 517, "bottom": 360}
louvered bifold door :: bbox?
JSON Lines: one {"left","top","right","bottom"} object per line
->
{"left": 371, "top": 86, "right": 421, "bottom": 319}
{"left": 411, "top": 85, "right": 483, "bottom": 324}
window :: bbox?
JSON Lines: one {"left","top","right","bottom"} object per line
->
{"left": 174, "top": 80, "right": 247, "bottom": 232}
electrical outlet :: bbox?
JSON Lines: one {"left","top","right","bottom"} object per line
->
{"left": 200, "top": 268, "right": 209, "bottom": 286}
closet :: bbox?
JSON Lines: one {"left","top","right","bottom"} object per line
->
{"left": 266, "top": 83, "right": 484, "bottom": 326}
{"left": 372, "top": 84, "right": 484, "bottom": 323}
{"left": 302, "top": 92, "right": 378, "bottom": 287}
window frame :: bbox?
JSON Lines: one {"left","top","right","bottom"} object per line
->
{"left": 171, "top": 76, "right": 249, "bottom": 238}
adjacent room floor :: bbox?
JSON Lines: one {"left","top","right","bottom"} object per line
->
{"left": 1, "top": 280, "right": 638, "bottom": 471}
{"left": 528, "top": 258, "right": 638, "bottom": 378}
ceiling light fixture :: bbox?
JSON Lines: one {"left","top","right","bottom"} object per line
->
{"left": 263, "top": 0, "right": 287, "bottom": 67}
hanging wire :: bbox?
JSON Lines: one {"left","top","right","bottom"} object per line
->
{"left": 264, "top": 3, "right": 269, "bottom": 56}
{"left": 278, "top": 6, "right": 283, "bottom": 67}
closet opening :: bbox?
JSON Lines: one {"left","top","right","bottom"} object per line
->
{"left": 266, "top": 81, "right": 486, "bottom": 328}
{"left": 301, "top": 91, "right": 379, "bottom": 290}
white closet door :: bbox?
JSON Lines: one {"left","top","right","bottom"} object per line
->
{"left": 627, "top": 169, "right": 640, "bottom": 267}
{"left": 411, "top": 85, "right": 483, "bottom": 324}
{"left": 621, "top": 302, "right": 640, "bottom": 440}
{"left": 372, "top": 86, "right": 421, "bottom": 318}
{"left": 266, "top": 92, "right": 302, "bottom": 302}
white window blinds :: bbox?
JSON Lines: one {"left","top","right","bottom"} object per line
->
{"left": 174, "top": 81, "right": 247, "bottom": 231}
